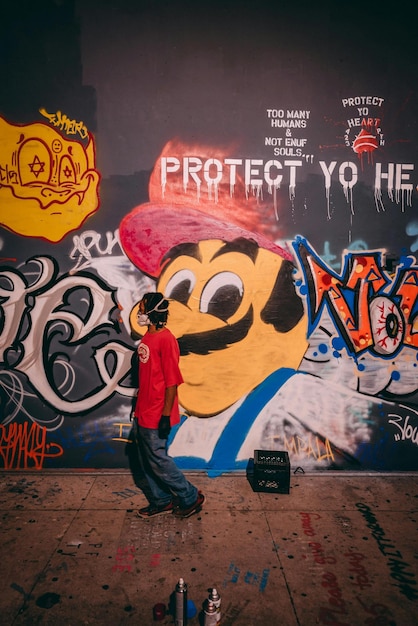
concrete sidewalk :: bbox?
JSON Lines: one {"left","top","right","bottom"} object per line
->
{"left": 0, "top": 471, "right": 417, "bottom": 625}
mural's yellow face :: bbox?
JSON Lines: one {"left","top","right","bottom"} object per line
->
{"left": 130, "top": 239, "right": 308, "bottom": 416}
{"left": 0, "top": 117, "right": 100, "bottom": 242}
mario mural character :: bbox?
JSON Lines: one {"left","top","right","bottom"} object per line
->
{"left": 119, "top": 141, "right": 395, "bottom": 474}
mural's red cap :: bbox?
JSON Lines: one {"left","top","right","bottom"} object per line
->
{"left": 119, "top": 202, "right": 292, "bottom": 278}
{"left": 119, "top": 138, "right": 292, "bottom": 277}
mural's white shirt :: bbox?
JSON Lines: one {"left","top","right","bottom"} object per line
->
{"left": 168, "top": 396, "right": 245, "bottom": 461}
{"left": 168, "top": 372, "right": 390, "bottom": 469}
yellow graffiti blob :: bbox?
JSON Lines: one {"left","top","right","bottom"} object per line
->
{"left": 130, "top": 240, "right": 308, "bottom": 416}
{"left": 0, "top": 117, "right": 100, "bottom": 242}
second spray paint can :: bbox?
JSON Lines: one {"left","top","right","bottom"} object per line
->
{"left": 203, "top": 599, "right": 218, "bottom": 626}
{"left": 208, "top": 588, "right": 221, "bottom": 623}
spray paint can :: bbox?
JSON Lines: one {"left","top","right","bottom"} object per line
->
{"left": 175, "top": 577, "right": 188, "bottom": 626}
{"left": 208, "top": 588, "right": 221, "bottom": 623}
{"left": 203, "top": 599, "right": 218, "bottom": 626}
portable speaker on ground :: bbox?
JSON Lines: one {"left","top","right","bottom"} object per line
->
{"left": 250, "top": 450, "right": 290, "bottom": 494}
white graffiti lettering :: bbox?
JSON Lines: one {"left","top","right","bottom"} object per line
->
{"left": 0, "top": 257, "right": 135, "bottom": 415}
{"left": 388, "top": 412, "right": 418, "bottom": 445}
{"left": 160, "top": 156, "right": 303, "bottom": 200}
{"left": 69, "top": 229, "right": 122, "bottom": 272}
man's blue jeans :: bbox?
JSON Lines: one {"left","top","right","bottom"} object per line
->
{"left": 136, "top": 424, "right": 198, "bottom": 508}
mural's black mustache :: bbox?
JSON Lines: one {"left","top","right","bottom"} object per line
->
{"left": 177, "top": 307, "right": 254, "bottom": 355}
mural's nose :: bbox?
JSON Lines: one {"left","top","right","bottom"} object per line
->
{"left": 166, "top": 299, "right": 199, "bottom": 338}
{"left": 167, "top": 298, "right": 225, "bottom": 338}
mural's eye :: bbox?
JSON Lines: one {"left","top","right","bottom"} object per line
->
{"left": 370, "top": 296, "right": 404, "bottom": 356}
{"left": 165, "top": 269, "right": 196, "bottom": 305}
{"left": 19, "top": 139, "right": 51, "bottom": 184}
{"left": 200, "top": 272, "right": 243, "bottom": 322}
{"left": 59, "top": 155, "right": 77, "bottom": 184}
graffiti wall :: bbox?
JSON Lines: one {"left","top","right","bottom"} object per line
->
{"left": 0, "top": 0, "right": 417, "bottom": 472}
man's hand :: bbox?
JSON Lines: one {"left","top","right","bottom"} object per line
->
{"left": 158, "top": 415, "right": 171, "bottom": 439}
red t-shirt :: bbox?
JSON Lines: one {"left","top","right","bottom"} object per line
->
{"left": 135, "top": 328, "right": 184, "bottom": 429}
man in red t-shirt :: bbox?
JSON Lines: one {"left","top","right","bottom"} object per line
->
{"left": 133, "top": 292, "right": 204, "bottom": 519}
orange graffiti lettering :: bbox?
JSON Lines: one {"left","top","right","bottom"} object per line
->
{"left": 282, "top": 433, "right": 335, "bottom": 462}
{"left": 112, "top": 422, "right": 132, "bottom": 443}
{"left": 296, "top": 239, "right": 418, "bottom": 356}
{"left": 0, "top": 422, "right": 63, "bottom": 469}
{"left": 39, "top": 108, "right": 88, "bottom": 139}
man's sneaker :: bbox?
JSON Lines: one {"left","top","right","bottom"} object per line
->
{"left": 137, "top": 501, "right": 174, "bottom": 518}
{"left": 173, "top": 491, "right": 205, "bottom": 518}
